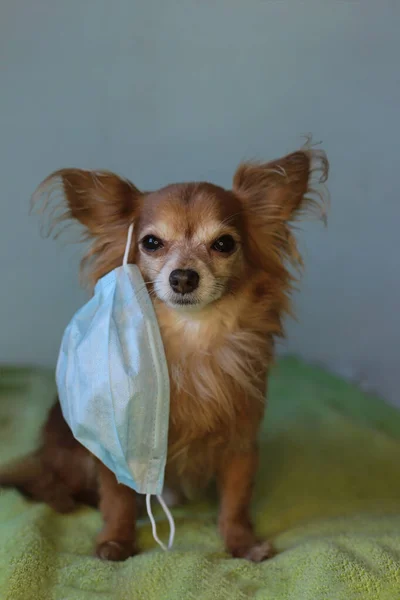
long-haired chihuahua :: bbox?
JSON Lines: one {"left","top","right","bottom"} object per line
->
{"left": 0, "top": 146, "right": 328, "bottom": 562}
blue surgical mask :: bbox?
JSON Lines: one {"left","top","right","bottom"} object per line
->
{"left": 56, "top": 224, "right": 174, "bottom": 550}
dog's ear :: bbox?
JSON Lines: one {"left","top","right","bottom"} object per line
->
{"left": 33, "top": 168, "right": 142, "bottom": 234}
{"left": 233, "top": 149, "right": 328, "bottom": 271}
{"left": 32, "top": 169, "right": 143, "bottom": 283}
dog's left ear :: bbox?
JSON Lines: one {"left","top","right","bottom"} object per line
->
{"left": 233, "top": 150, "right": 328, "bottom": 222}
{"left": 233, "top": 149, "right": 328, "bottom": 269}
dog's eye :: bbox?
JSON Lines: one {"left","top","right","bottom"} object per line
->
{"left": 142, "top": 235, "right": 164, "bottom": 252}
{"left": 211, "top": 235, "right": 236, "bottom": 254}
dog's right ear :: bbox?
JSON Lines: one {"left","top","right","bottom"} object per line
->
{"left": 32, "top": 169, "right": 143, "bottom": 283}
{"left": 32, "top": 168, "right": 142, "bottom": 235}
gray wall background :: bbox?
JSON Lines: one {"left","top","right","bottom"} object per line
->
{"left": 1, "top": 1, "right": 399, "bottom": 405}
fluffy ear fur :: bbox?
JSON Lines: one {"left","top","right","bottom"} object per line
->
{"left": 233, "top": 149, "right": 329, "bottom": 272}
{"left": 32, "top": 169, "right": 142, "bottom": 284}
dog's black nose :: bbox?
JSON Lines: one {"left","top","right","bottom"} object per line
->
{"left": 169, "top": 269, "right": 200, "bottom": 294}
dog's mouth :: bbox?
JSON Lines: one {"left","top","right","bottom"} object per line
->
{"left": 153, "top": 275, "right": 226, "bottom": 311}
{"left": 168, "top": 293, "right": 201, "bottom": 308}
{"left": 175, "top": 298, "right": 197, "bottom": 305}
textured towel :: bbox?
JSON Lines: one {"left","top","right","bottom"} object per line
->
{"left": 0, "top": 358, "right": 399, "bottom": 600}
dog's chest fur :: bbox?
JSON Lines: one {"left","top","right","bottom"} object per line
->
{"left": 153, "top": 292, "right": 270, "bottom": 490}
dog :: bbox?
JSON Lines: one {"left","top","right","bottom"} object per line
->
{"left": 0, "top": 146, "right": 328, "bottom": 562}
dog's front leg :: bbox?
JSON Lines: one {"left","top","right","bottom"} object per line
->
{"left": 96, "top": 462, "right": 138, "bottom": 561}
{"left": 217, "top": 447, "right": 274, "bottom": 562}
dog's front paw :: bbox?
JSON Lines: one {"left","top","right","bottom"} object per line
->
{"left": 231, "top": 539, "right": 275, "bottom": 562}
{"left": 222, "top": 521, "right": 276, "bottom": 563}
{"left": 96, "top": 540, "right": 137, "bottom": 561}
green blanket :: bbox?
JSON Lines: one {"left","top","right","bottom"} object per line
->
{"left": 0, "top": 358, "right": 399, "bottom": 600}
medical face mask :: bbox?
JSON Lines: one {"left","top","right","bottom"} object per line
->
{"left": 56, "top": 224, "right": 174, "bottom": 550}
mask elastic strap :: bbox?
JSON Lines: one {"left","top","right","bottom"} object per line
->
{"left": 123, "top": 223, "right": 134, "bottom": 266}
{"left": 123, "top": 225, "right": 174, "bottom": 548}
{"left": 146, "top": 494, "right": 175, "bottom": 551}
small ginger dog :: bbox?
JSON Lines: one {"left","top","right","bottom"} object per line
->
{"left": 0, "top": 147, "right": 328, "bottom": 562}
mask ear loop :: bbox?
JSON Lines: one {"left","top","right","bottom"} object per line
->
{"left": 123, "top": 223, "right": 134, "bottom": 266}
{"left": 146, "top": 494, "right": 175, "bottom": 551}
{"left": 123, "top": 223, "right": 175, "bottom": 550}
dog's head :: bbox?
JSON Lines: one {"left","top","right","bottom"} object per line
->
{"left": 34, "top": 149, "right": 328, "bottom": 312}
{"left": 134, "top": 182, "right": 246, "bottom": 310}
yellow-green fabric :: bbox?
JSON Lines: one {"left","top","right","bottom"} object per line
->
{"left": 0, "top": 358, "right": 399, "bottom": 600}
